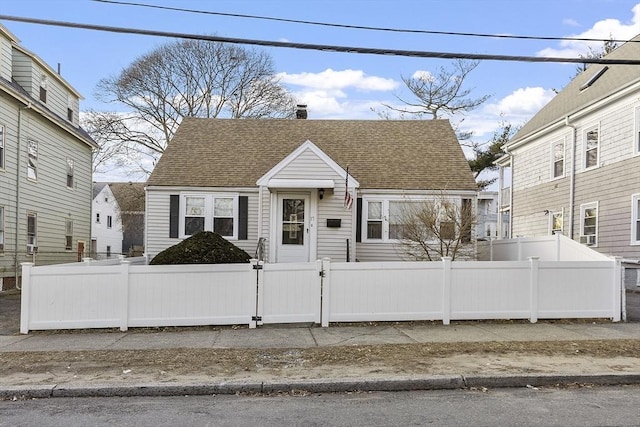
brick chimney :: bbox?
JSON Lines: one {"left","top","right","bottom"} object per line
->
{"left": 296, "top": 104, "right": 308, "bottom": 119}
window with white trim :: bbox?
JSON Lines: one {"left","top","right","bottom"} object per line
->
{"left": 632, "top": 194, "right": 640, "bottom": 245}
{"left": 0, "top": 206, "right": 4, "bottom": 252}
{"left": 635, "top": 106, "right": 640, "bottom": 156}
{"left": 39, "top": 74, "right": 47, "bottom": 103}
{"left": 180, "top": 193, "right": 238, "bottom": 239}
{"left": 362, "top": 197, "right": 465, "bottom": 243}
{"left": 95, "top": 212, "right": 100, "bottom": 223}
{"left": 584, "top": 125, "right": 599, "bottom": 169}
{"left": 66, "top": 158, "right": 74, "bottom": 188}
{"left": 65, "top": 219, "right": 73, "bottom": 250}
{"left": 0, "top": 125, "right": 4, "bottom": 170}
{"left": 552, "top": 139, "right": 565, "bottom": 178}
{"left": 580, "top": 202, "right": 598, "bottom": 246}
{"left": 550, "top": 210, "right": 563, "bottom": 235}
{"left": 27, "top": 212, "right": 37, "bottom": 253}
{"left": 107, "top": 215, "right": 113, "bottom": 229}
{"left": 27, "top": 140, "right": 37, "bottom": 180}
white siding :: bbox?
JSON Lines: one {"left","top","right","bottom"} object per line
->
{"left": 510, "top": 89, "right": 640, "bottom": 259}
{"left": 92, "top": 186, "right": 123, "bottom": 258}
{"left": 145, "top": 188, "right": 259, "bottom": 260}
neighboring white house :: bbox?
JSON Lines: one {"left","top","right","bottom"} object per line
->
{"left": 145, "top": 115, "right": 479, "bottom": 263}
{"left": 497, "top": 33, "right": 640, "bottom": 261}
{"left": 477, "top": 191, "right": 499, "bottom": 240}
{"left": 91, "top": 183, "right": 123, "bottom": 259}
{"left": 0, "top": 23, "right": 97, "bottom": 289}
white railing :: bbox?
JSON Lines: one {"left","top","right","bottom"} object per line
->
{"left": 20, "top": 253, "right": 621, "bottom": 333}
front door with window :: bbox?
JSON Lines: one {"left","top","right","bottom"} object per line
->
{"left": 276, "top": 194, "right": 310, "bottom": 262}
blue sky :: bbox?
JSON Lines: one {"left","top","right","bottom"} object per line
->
{"left": 2, "top": 0, "right": 640, "bottom": 181}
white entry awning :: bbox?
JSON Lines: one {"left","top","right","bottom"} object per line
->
{"left": 266, "top": 179, "right": 335, "bottom": 189}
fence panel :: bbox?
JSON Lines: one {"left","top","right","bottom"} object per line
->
{"left": 128, "top": 264, "right": 254, "bottom": 327}
{"left": 450, "top": 261, "right": 531, "bottom": 320}
{"left": 25, "top": 264, "right": 123, "bottom": 330}
{"left": 328, "top": 262, "right": 444, "bottom": 322}
{"left": 261, "top": 262, "right": 321, "bottom": 324}
{"left": 538, "top": 261, "right": 616, "bottom": 318}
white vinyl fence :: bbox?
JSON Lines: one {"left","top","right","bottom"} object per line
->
{"left": 20, "top": 241, "right": 622, "bottom": 333}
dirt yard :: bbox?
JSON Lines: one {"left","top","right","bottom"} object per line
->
{"left": 2, "top": 339, "right": 640, "bottom": 387}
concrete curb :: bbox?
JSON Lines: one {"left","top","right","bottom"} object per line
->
{"left": 2, "top": 373, "right": 640, "bottom": 399}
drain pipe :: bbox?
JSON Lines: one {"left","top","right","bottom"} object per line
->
{"left": 565, "top": 116, "right": 577, "bottom": 240}
{"left": 15, "top": 103, "right": 32, "bottom": 289}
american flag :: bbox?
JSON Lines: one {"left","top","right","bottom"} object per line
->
{"left": 344, "top": 167, "right": 353, "bottom": 209}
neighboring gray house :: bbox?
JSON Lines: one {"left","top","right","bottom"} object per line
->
{"left": 145, "top": 116, "right": 478, "bottom": 263}
{"left": 0, "top": 24, "right": 97, "bottom": 289}
{"left": 497, "top": 33, "right": 640, "bottom": 260}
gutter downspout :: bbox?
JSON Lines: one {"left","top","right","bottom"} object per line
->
{"left": 565, "top": 116, "right": 577, "bottom": 240}
{"left": 501, "top": 147, "right": 514, "bottom": 239}
{"left": 15, "top": 103, "right": 31, "bottom": 289}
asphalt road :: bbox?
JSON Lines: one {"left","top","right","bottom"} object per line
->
{"left": 2, "top": 386, "right": 640, "bottom": 427}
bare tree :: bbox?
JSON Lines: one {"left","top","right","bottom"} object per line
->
{"left": 91, "top": 38, "right": 297, "bottom": 176}
{"left": 380, "top": 59, "right": 490, "bottom": 120}
{"left": 393, "top": 195, "right": 475, "bottom": 261}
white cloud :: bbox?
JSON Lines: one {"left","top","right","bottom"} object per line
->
{"left": 278, "top": 68, "right": 398, "bottom": 91}
{"left": 563, "top": 18, "right": 580, "bottom": 27}
{"left": 411, "top": 70, "right": 433, "bottom": 81}
{"left": 484, "top": 87, "right": 556, "bottom": 117}
{"left": 538, "top": 4, "right": 640, "bottom": 57}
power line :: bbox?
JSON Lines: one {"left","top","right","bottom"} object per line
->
{"left": 1, "top": 14, "right": 639, "bottom": 65}
{"left": 92, "top": 0, "right": 632, "bottom": 45}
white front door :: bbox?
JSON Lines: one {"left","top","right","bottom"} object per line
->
{"left": 276, "top": 194, "right": 310, "bottom": 262}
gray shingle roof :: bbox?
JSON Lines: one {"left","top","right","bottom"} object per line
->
{"left": 146, "top": 118, "right": 477, "bottom": 191}
{"left": 510, "top": 33, "right": 640, "bottom": 144}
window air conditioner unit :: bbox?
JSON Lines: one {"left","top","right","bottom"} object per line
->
{"left": 27, "top": 244, "right": 38, "bottom": 254}
{"left": 579, "top": 235, "right": 596, "bottom": 246}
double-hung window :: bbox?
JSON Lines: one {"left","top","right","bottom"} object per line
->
{"left": 584, "top": 125, "right": 599, "bottom": 169}
{"left": 107, "top": 215, "right": 113, "bottom": 229}
{"left": 181, "top": 193, "right": 238, "bottom": 239}
{"left": 550, "top": 210, "right": 563, "bottom": 235}
{"left": 635, "top": 106, "right": 640, "bottom": 156}
{"left": 366, "top": 201, "right": 383, "bottom": 240}
{"left": 0, "top": 125, "right": 4, "bottom": 170}
{"left": 632, "top": 194, "right": 640, "bottom": 245}
{"left": 552, "top": 140, "right": 565, "bottom": 178}
{"left": 65, "top": 219, "right": 73, "bottom": 250}
{"left": 27, "top": 140, "right": 38, "bottom": 180}
{"left": 580, "top": 202, "right": 598, "bottom": 246}
{"left": 27, "top": 212, "right": 37, "bottom": 253}
{"left": 0, "top": 206, "right": 4, "bottom": 252}
{"left": 39, "top": 75, "right": 47, "bottom": 103}
{"left": 66, "top": 158, "right": 74, "bottom": 188}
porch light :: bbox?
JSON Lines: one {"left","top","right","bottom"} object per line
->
{"left": 319, "top": 188, "right": 325, "bottom": 199}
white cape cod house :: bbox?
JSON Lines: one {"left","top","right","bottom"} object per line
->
{"left": 145, "top": 117, "right": 478, "bottom": 263}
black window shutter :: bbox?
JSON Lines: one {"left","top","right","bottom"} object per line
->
{"left": 169, "top": 195, "right": 179, "bottom": 238}
{"left": 238, "top": 196, "right": 248, "bottom": 240}
{"left": 356, "top": 198, "right": 362, "bottom": 242}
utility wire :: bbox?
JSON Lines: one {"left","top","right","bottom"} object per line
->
{"left": 1, "top": 14, "right": 639, "bottom": 65}
{"left": 92, "top": 0, "right": 632, "bottom": 45}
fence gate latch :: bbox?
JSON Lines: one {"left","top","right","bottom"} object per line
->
{"left": 252, "top": 316, "right": 262, "bottom": 322}
{"left": 253, "top": 264, "right": 263, "bottom": 270}
{"left": 319, "top": 270, "right": 325, "bottom": 278}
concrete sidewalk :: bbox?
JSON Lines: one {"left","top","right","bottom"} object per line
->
{"left": 2, "top": 321, "right": 640, "bottom": 353}
{"left": 2, "top": 289, "right": 640, "bottom": 399}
